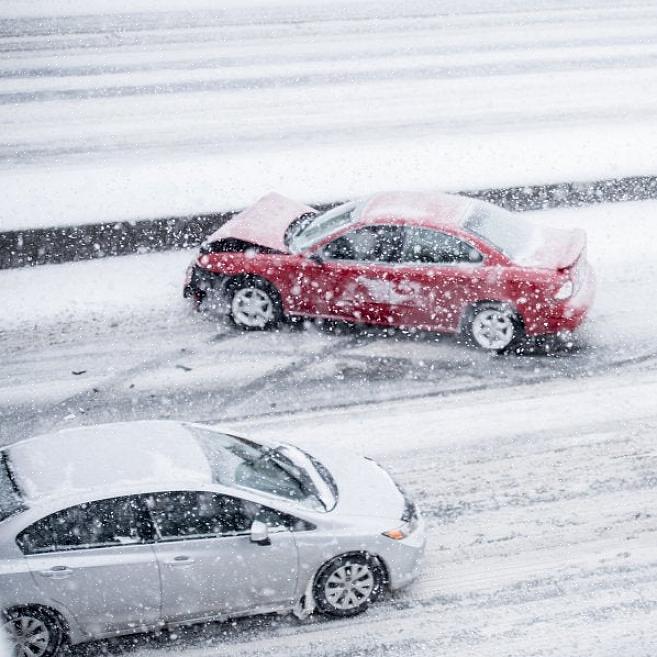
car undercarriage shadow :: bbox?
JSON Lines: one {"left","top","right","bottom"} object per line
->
{"left": 284, "top": 316, "right": 582, "bottom": 358}
{"left": 66, "top": 614, "right": 298, "bottom": 656}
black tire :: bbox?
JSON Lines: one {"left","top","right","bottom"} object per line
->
{"left": 463, "top": 302, "right": 523, "bottom": 353}
{"left": 227, "top": 278, "right": 283, "bottom": 331}
{"left": 3, "top": 608, "right": 66, "bottom": 657}
{"left": 313, "top": 554, "right": 384, "bottom": 617}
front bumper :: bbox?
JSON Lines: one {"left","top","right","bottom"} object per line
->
{"left": 183, "top": 264, "right": 227, "bottom": 301}
{"left": 379, "top": 516, "right": 426, "bottom": 591}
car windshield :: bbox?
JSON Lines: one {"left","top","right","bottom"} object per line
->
{"left": 288, "top": 201, "right": 358, "bottom": 252}
{"left": 0, "top": 453, "right": 25, "bottom": 522}
{"left": 189, "top": 426, "right": 336, "bottom": 511}
{"left": 463, "top": 201, "right": 541, "bottom": 262}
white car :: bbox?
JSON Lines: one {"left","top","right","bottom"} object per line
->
{"left": 0, "top": 421, "right": 425, "bottom": 657}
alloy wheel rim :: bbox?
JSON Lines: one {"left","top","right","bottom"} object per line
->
{"left": 472, "top": 309, "right": 515, "bottom": 350}
{"left": 4, "top": 615, "right": 51, "bottom": 657}
{"left": 232, "top": 288, "right": 274, "bottom": 328}
{"left": 324, "top": 562, "right": 375, "bottom": 610}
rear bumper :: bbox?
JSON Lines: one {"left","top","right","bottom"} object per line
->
{"left": 524, "top": 264, "right": 596, "bottom": 336}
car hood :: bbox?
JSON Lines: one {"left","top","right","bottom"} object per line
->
{"left": 515, "top": 226, "right": 587, "bottom": 270}
{"left": 204, "top": 192, "right": 315, "bottom": 252}
{"left": 307, "top": 446, "right": 406, "bottom": 521}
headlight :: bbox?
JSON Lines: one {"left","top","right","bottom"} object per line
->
{"left": 555, "top": 279, "right": 574, "bottom": 300}
{"left": 383, "top": 516, "right": 420, "bottom": 541}
{"left": 383, "top": 497, "right": 420, "bottom": 540}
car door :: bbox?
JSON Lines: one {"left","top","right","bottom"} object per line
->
{"left": 17, "top": 495, "right": 161, "bottom": 635}
{"left": 387, "top": 227, "right": 485, "bottom": 331}
{"left": 148, "top": 490, "right": 299, "bottom": 623}
{"left": 297, "top": 225, "right": 404, "bottom": 324}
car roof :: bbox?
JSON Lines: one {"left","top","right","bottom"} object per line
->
{"left": 357, "top": 191, "right": 472, "bottom": 227}
{"left": 5, "top": 420, "right": 215, "bottom": 503}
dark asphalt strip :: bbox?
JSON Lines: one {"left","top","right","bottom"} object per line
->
{"left": 3, "top": 174, "right": 657, "bottom": 270}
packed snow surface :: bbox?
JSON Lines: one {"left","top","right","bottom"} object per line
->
{"left": 2, "top": 0, "right": 657, "bottom": 229}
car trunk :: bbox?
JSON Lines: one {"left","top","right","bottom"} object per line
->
{"left": 514, "top": 225, "right": 586, "bottom": 271}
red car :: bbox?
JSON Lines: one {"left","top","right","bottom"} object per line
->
{"left": 185, "top": 191, "right": 595, "bottom": 352}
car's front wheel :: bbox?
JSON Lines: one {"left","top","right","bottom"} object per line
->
{"left": 3, "top": 608, "right": 66, "bottom": 657}
{"left": 465, "top": 302, "right": 522, "bottom": 352}
{"left": 228, "top": 278, "right": 282, "bottom": 330}
{"left": 313, "top": 554, "right": 384, "bottom": 617}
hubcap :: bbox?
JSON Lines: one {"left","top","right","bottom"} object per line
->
{"left": 324, "top": 562, "right": 375, "bottom": 610}
{"left": 4, "top": 615, "right": 51, "bottom": 657}
{"left": 471, "top": 308, "right": 515, "bottom": 350}
{"left": 231, "top": 288, "right": 274, "bottom": 328}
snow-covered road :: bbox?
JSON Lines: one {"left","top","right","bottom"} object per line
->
{"left": 2, "top": 199, "right": 657, "bottom": 444}
{"left": 212, "top": 368, "right": 657, "bottom": 657}
{"left": 2, "top": 2, "right": 657, "bottom": 654}
{"left": 59, "top": 366, "right": 657, "bottom": 657}
{"left": 1, "top": 200, "right": 656, "bottom": 654}
{"left": 3, "top": 0, "right": 657, "bottom": 229}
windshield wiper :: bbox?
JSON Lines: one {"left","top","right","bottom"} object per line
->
{"left": 240, "top": 445, "right": 278, "bottom": 467}
{"left": 284, "top": 212, "right": 317, "bottom": 247}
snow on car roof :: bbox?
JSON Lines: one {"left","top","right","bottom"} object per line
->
{"left": 358, "top": 191, "right": 470, "bottom": 226}
{"left": 6, "top": 420, "right": 212, "bottom": 502}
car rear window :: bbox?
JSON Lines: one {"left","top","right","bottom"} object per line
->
{"left": 463, "top": 202, "right": 541, "bottom": 262}
{"left": 0, "top": 453, "right": 25, "bottom": 522}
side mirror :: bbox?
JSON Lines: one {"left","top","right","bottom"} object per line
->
{"left": 307, "top": 251, "right": 324, "bottom": 265}
{"left": 467, "top": 248, "right": 483, "bottom": 263}
{"left": 250, "top": 520, "right": 271, "bottom": 546}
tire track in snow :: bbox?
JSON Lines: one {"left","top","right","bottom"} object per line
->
{"left": 208, "top": 335, "right": 657, "bottom": 426}
{"left": 6, "top": 52, "right": 657, "bottom": 105}
{"left": 12, "top": 329, "right": 245, "bottom": 440}
{"left": 205, "top": 330, "right": 370, "bottom": 419}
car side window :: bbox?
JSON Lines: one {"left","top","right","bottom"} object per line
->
{"left": 322, "top": 226, "right": 403, "bottom": 263}
{"left": 242, "top": 499, "right": 314, "bottom": 532}
{"left": 16, "top": 496, "right": 149, "bottom": 555}
{"left": 402, "top": 227, "right": 482, "bottom": 264}
{"left": 147, "top": 491, "right": 312, "bottom": 541}
{"left": 148, "top": 491, "right": 252, "bottom": 540}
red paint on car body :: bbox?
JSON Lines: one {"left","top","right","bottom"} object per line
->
{"left": 191, "top": 191, "right": 595, "bottom": 339}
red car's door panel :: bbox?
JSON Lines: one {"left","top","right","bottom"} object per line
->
{"left": 385, "top": 264, "right": 486, "bottom": 331}
{"left": 389, "top": 227, "right": 488, "bottom": 331}
{"left": 290, "top": 260, "right": 395, "bottom": 323}
{"left": 288, "top": 225, "right": 404, "bottom": 323}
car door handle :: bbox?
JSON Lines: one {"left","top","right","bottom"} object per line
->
{"left": 166, "top": 555, "right": 195, "bottom": 566}
{"left": 39, "top": 566, "right": 73, "bottom": 579}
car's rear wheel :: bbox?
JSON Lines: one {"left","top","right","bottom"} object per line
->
{"left": 313, "top": 554, "right": 383, "bottom": 617}
{"left": 3, "top": 608, "right": 65, "bottom": 657}
{"left": 228, "top": 278, "right": 282, "bottom": 330}
{"left": 465, "top": 302, "right": 522, "bottom": 352}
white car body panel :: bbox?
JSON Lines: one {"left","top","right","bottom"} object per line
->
{"left": 0, "top": 420, "right": 425, "bottom": 646}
